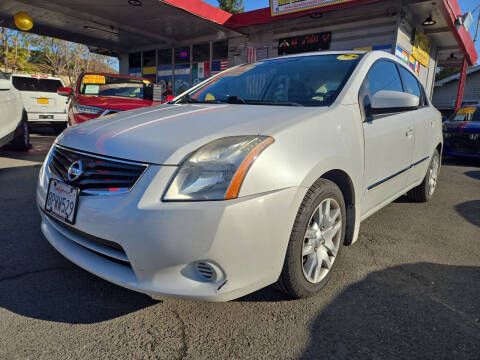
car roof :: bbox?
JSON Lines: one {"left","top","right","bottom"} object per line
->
{"left": 11, "top": 73, "right": 63, "bottom": 81}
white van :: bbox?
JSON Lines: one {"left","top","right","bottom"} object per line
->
{"left": 11, "top": 74, "right": 69, "bottom": 129}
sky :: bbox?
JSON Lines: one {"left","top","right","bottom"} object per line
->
{"left": 204, "top": 0, "right": 480, "bottom": 63}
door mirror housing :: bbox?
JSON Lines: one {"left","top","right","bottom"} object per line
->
{"left": 0, "top": 79, "right": 11, "bottom": 90}
{"left": 57, "top": 86, "right": 72, "bottom": 96}
{"left": 370, "top": 90, "right": 419, "bottom": 115}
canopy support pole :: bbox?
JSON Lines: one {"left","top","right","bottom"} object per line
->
{"left": 454, "top": 57, "right": 468, "bottom": 111}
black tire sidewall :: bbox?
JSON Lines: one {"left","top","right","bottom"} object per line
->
{"left": 285, "top": 180, "right": 347, "bottom": 297}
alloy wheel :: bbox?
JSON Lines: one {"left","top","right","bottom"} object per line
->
{"left": 302, "top": 198, "right": 342, "bottom": 284}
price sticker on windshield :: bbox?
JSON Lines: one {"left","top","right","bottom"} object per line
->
{"left": 337, "top": 54, "right": 359, "bottom": 61}
{"left": 83, "top": 74, "right": 106, "bottom": 84}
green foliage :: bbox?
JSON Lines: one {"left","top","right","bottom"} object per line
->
{"left": 0, "top": 27, "right": 117, "bottom": 86}
{"left": 435, "top": 66, "right": 462, "bottom": 82}
{"left": 217, "top": 0, "right": 244, "bottom": 14}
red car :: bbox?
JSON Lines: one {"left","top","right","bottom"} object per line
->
{"left": 57, "top": 73, "right": 166, "bottom": 126}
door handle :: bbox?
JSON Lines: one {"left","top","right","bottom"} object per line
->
{"left": 406, "top": 127, "right": 414, "bottom": 137}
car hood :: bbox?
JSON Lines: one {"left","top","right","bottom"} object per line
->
{"left": 75, "top": 94, "right": 159, "bottom": 110}
{"left": 57, "top": 103, "right": 323, "bottom": 164}
{"left": 444, "top": 121, "right": 480, "bottom": 133}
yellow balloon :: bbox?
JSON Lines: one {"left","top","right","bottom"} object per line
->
{"left": 14, "top": 12, "right": 33, "bottom": 31}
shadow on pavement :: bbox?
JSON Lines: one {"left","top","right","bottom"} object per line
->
{"left": 301, "top": 262, "right": 480, "bottom": 359}
{"left": 455, "top": 200, "right": 480, "bottom": 228}
{"left": 0, "top": 165, "right": 156, "bottom": 324}
{"left": 464, "top": 170, "right": 480, "bottom": 181}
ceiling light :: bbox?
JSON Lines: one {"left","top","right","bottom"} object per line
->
{"left": 448, "top": 53, "right": 457, "bottom": 60}
{"left": 128, "top": 0, "right": 142, "bottom": 6}
{"left": 423, "top": 15, "right": 436, "bottom": 26}
{"left": 310, "top": 13, "right": 323, "bottom": 19}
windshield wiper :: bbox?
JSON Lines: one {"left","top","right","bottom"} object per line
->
{"left": 244, "top": 100, "right": 304, "bottom": 107}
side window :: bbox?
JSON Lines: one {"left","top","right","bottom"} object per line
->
{"left": 0, "top": 70, "right": 6, "bottom": 80}
{"left": 398, "top": 66, "right": 424, "bottom": 106}
{"left": 359, "top": 60, "right": 403, "bottom": 117}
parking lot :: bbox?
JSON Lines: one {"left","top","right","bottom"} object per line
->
{"left": 0, "top": 131, "right": 479, "bottom": 359}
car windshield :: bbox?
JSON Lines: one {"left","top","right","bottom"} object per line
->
{"left": 451, "top": 107, "right": 480, "bottom": 122}
{"left": 79, "top": 74, "right": 149, "bottom": 99}
{"left": 184, "top": 54, "right": 362, "bottom": 107}
{"left": 12, "top": 76, "right": 63, "bottom": 92}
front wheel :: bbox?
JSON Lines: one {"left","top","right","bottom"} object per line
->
{"left": 277, "top": 179, "right": 346, "bottom": 299}
{"left": 407, "top": 149, "right": 440, "bottom": 202}
{"left": 11, "top": 114, "right": 31, "bottom": 151}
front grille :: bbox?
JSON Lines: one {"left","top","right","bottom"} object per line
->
{"left": 448, "top": 134, "right": 480, "bottom": 154}
{"left": 48, "top": 145, "right": 147, "bottom": 195}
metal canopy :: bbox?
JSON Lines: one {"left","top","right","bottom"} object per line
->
{"left": 0, "top": 0, "right": 239, "bottom": 55}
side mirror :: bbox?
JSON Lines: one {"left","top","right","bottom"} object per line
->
{"left": 0, "top": 79, "right": 11, "bottom": 90}
{"left": 370, "top": 90, "right": 419, "bottom": 115}
{"left": 57, "top": 86, "right": 72, "bottom": 96}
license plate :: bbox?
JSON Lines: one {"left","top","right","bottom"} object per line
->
{"left": 45, "top": 179, "right": 80, "bottom": 224}
{"left": 37, "top": 98, "right": 49, "bottom": 104}
{"left": 39, "top": 114, "right": 54, "bottom": 119}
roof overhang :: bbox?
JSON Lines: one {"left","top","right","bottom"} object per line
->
{"left": 0, "top": 0, "right": 240, "bottom": 56}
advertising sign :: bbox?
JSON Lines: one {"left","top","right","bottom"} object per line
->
{"left": 412, "top": 30, "right": 430, "bottom": 67}
{"left": 271, "top": 0, "right": 355, "bottom": 16}
{"left": 278, "top": 32, "right": 331, "bottom": 55}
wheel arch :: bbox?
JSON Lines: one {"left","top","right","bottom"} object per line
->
{"left": 320, "top": 169, "right": 357, "bottom": 246}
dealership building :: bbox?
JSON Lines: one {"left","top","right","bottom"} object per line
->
{"left": 0, "top": 0, "right": 477, "bottom": 106}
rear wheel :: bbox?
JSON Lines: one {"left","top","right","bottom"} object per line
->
{"left": 407, "top": 149, "right": 440, "bottom": 202}
{"left": 277, "top": 179, "right": 346, "bottom": 299}
{"left": 11, "top": 113, "right": 31, "bottom": 151}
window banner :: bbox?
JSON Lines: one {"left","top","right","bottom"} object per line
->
{"left": 192, "top": 61, "right": 211, "bottom": 85}
{"left": 270, "top": 0, "right": 355, "bottom": 16}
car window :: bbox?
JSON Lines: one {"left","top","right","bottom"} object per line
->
{"left": 186, "top": 54, "right": 362, "bottom": 107}
{"left": 12, "top": 77, "right": 63, "bottom": 92}
{"left": 398, "top": 67, "right": 424, "bottom": 105}
{"left": 0, "top": 70, "right": 6, "bottom": 80}
{"left": 79, "top": 74, "right": 149, "bottom": 100}
{"left": 359, "top": 60, "right": 403, "bottom": 116}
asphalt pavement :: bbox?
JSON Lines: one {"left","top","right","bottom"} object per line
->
{"left": 0, "top": 129, "right": 479, "bottom": 359}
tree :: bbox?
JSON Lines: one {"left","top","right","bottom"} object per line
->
{"left": 217, "top": 0, "right": 244, "bottom": 14}
{"left": 435, "top": 66, "right": 462, "bottom": 82}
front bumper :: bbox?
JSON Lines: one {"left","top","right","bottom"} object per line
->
{"left": 37, "top": 159, "right": 306, "bottom": 301}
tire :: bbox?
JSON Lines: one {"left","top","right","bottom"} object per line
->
{"left": 406, "top": 149, "right": 440, "bottom": 203}
{"left": 277, "top": 178, "right": 346, "bottom": 299}
{"left": 11, "top": 113, "right": 31, "bottom": 151}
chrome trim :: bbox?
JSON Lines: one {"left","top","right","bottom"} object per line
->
{"left": 49, "top": 145, "right": 149, "bottom": 196}
{"left": 55, "top": 144, "right": 149, "bottom": 167}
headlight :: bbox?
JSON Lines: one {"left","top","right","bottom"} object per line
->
{"left": 163, "top": 136, "right": 274, "bottom": 201}
{"left": 72, "top": 103, "right": 103, "bottom": 115}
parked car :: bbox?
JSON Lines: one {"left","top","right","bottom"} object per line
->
{"left": 37, "top": 51, "right": 442, "bottom": 301}
{"left": 442, "top": 105, "right": 480, "bottom": 158}
{"left": 58, "top": 72, "right": 163, "bottom": 126}
{"left": 11, "top": 74, "right": 68, "bottom": 131}
{"left": 0, "top": 70, "right": 30, "bottom": 150}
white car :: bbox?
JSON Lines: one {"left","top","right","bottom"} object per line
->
{"left": 36, "top": 51, "right": 442, "bottom": 301}
{"left": 0, "top": 70, "right": 30, "bottom": 150}
{"left": 11, "top": 74, "right": 68, "bottom": 130}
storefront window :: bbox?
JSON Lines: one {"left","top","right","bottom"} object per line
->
{"left": 212, "top": 41, "right": 229, "bottom": 75}
{"left": 157, "top": 48, "right": 173, "bottom": 99}
{"left": 142, "top": 50, "right": 156, "bottom": 80}
{"left": 174, "top": 47, "right": 191, "bottom": 95}
{"left": 129, "top": 52, "right": 141, "bottom": 77}
{"left": 193, "top": 43, "right": 210, "bottom": 86}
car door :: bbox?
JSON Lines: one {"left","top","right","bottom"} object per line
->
{"left": 397, "top": 66, "right": 433, "bottom": 185}
{"left": 0, "top": 71, "right": 15, "bottom": 140}
{"left": 360, "top": 60, "right": 415, "bottom": 213}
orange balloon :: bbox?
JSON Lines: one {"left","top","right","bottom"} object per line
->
{"left": 14, "top": 12, "right": 33, "bottom": 31}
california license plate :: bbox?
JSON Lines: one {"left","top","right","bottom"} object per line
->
{"left": 45, "top": 179, "right": 80, "bottom": 224}
{"left": 37, "top": 97, "right": 49, "bottom": 104}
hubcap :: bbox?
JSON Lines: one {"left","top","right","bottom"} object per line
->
{"left": 428, "top": 155, "right": 439, "bottom": 196}
{"left": 302, "top": 198, "right": 342, "bottom": 284}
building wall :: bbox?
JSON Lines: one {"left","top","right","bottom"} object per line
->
{"left": 433, "top": 71, "right": 480, "bottom": 109}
